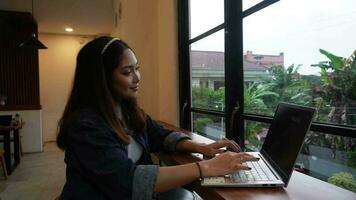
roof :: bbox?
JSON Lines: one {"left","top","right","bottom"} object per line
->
{"left": 191, "top": 50, "right": 284, "bottom": 72}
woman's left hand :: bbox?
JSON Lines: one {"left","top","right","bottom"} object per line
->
{"left": 198, "top": 138, "right": 241, "bottom": 157}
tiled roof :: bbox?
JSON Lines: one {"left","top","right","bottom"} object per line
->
{"left": 191, "top": 50, "right": 284, "bottom": 71}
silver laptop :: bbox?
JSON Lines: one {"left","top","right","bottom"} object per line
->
{"left": 201, "top": 102, "right": 315, "bottom": 187}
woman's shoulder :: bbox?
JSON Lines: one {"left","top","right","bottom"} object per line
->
{"left": 66, "top": 109, "right": 110, "bottom": 134}
{"left": 67, "top": 109, "right": 120, "bottom": 144}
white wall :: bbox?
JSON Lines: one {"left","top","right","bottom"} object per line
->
{"left": 39, "top": 34, "right": 93, "bottom": 142}
{"left": 0, "top": 110, "right": 42, "bottom": 153}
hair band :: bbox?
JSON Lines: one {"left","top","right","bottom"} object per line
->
{"left": 101, "top": 38, "right": 120, "bottom": 55}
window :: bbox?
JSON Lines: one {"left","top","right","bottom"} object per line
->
{"left": 179, "top": 0, "right": 356, "bottom": 192}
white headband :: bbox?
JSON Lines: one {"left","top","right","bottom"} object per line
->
{"left": 101, "top": 38, "right": 120, "bottom": 55}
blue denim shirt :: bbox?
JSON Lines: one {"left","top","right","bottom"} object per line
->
{"left": 60, "top": 110, "right": 190, "bottom": 200}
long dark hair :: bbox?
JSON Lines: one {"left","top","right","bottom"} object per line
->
{"left": 57, "top": 36, "right": 146, "bottom": 150}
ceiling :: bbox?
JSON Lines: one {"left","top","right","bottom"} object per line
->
{"left": 0, "top": 0, "right": 116, "bottom": 36}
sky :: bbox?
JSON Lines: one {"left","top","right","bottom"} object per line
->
{"left": 189, "top": 0, "right": 356, "bottom": 75}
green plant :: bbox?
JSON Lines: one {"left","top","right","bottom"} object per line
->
{"left": 328, "top": 172, "right": 356, "bottom": 192}
{"left": 244, "top": 82, "right": 279, "bottom": 114}
{"left": 347, "top": 151, "right": 356, "bottom": 169}
{"left": 191, "top": 86, "right": 225, "bottom": 110}
{"left": 194, "top": 117, "right": 214, "bottom": 134}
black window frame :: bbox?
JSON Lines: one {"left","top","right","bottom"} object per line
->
{"left": 178, "top": 0, "right": 356, "bottom": 148}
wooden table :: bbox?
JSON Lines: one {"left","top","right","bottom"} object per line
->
{"left": 0, "top": 123, "right": 22, "bottom": 174}
{"left": 157, "top": 121, "right": 356, "bottom": 200}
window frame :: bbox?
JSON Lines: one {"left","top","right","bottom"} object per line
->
{"left": 178, "top": 0, "right": 356, "bottom": 148}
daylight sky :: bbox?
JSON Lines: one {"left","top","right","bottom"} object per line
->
{"left": 190, "top": 0, "right": 356, "bottom": 75}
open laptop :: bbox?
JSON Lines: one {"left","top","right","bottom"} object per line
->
{"left": 201, "top": 102, "right": 315, "bottom": 187}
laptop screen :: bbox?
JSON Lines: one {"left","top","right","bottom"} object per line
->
{"left": 261, "top": 103, "right": 315, "bottom": 185}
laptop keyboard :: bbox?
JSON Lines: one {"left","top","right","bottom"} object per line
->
{"left": 203, "top": 159, "right": 278, "bottom": 184}
{"left": 231, "top": 160, "right": 277, "bottom": 182}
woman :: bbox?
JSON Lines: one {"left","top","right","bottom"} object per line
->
{"left": 57, "top": 36, "right": 257, "bottom": 200}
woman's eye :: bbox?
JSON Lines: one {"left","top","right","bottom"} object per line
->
{"left": 123, "top": 70, "right": 131, "bottom": 75}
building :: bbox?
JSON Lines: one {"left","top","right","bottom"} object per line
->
{"left": 191, "top": 50, "right": 284, "bottom": 90}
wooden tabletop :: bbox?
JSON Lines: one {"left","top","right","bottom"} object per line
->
{"left": 157, "top": 121, "right": 356, "bottom": 200}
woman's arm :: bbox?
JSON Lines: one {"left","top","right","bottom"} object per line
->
{"left": 175, "top": 138, "right": 241, "bottom": 156}
{"left": 155, "top": 163, "right": 199, "bottom": 192}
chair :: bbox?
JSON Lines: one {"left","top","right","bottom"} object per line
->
{"left": 0, "top": 115, "right": 12, "bottom": 126}
{"left": 0, "top": 115, "right": 24, "bottom": 156}
{"left": 0, "top": 149, "right": 8, "bottom": 179}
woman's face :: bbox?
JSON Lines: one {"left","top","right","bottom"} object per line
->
{"left": 112, "top": 49, "right": 141, "bottom": 100}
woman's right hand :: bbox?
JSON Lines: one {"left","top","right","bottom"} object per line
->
{"left": 198, "top": 151, "right": 259, "bottom": 177}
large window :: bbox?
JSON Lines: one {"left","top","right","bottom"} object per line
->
{"left": 179, "top": 0, "right": 356, "bottom": 192}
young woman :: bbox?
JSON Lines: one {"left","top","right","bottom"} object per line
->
{"left": 57, "top": 36, "right": 258, "bottom": 200}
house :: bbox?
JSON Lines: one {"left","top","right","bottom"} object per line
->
{"left": 191, "top": 50, "right": 284, "bottom": 89}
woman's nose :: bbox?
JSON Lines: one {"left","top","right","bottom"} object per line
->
{"left": 133, "top": 71, "right": 140, "bottom": 83}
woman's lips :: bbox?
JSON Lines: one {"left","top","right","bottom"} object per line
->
{"left": 130, "top": 86, "right": 139, "bottom": 91}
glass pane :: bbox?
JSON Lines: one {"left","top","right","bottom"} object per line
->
{"left": 243, "top": 0, "right": 356, "bottom": 127}
{"left": 297, "top": 131, "right": 356, "bottom": 192}
{"left": 244, "top": 120, "right": 270, "bottom": 151}
{"left": 192, "top": 113, "right": 225, "bottom": 140}
{"left": 243, "top": 0, "right": 264, "bottom": 11}
{"left": 190, "top": 29, "right": 225, "bottom": 111}
{"left": 189, "top": 0, "right": 224, "bottom": 39}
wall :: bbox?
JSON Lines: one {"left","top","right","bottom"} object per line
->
{"left": 38, "top": 0, "right": 180, "bottom": 142}
{"left": 157, "top": 0, "right": 179, "bottom": 125}
{"left": 113, "top": 0, "right": 179, "bottom": 125}
{"left": 38, "top": 34, "right": 92, "bottom": 142}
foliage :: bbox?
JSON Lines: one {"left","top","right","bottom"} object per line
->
{"left": 264, "top": 64, "right": 312, "bottom": 107}
{"left": 311, "top": 49, "right": 356, "bottom": 125}
{"left": 346, "top": 151, "right": 356, "bottom": 169}
{"left": 310, "top": 49, "right": 356, "bottom": 152}
{"left": 192, "top": 86, "right": 224, "bottom": 110}
{"left": 194, "top": 117, "right": 214, "bottom": 134}
{"left": 328, "top": 172, "right": 356, "bottom": 192}
{"left": 244, "top": 82, "right": 279, "bottom": 114}
{"left": 245, "top": 121, "right": 267, "bottom": 150}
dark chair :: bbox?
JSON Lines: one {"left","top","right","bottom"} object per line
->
{"left": 0, "top": 115, "right": 10, "bottom": 179}
{"left": 0, "top": 115, "right": 12, "bottom": 126}
{"left": 0, "top": 115, "right": 24, "bottom": 156}
{"left": 0, "top": 149, "right": 7, "bottom": 179}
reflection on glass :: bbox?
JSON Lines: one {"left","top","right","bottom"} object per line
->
{"left": 189, "top": 0, "right": 224, "bottom": 39}
{"left": 190, "top": 30, "right": 225, "bottom": 111}
{"left": 297, "top": 131, "right": 356, "bottom": 192}
{"left": 192, "top": 113, "right": 225, "bottom": 140}
{"left": 243, "top": 0, "right": 356, "bottom": 127}
{"left": 245, "top": 120, "right": 270, "bottom": 151}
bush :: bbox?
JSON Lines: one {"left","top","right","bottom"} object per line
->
{"left": 194, "top": 118, "right": 213, "bottom": 134}
{"left": 327, "top": 172, "right": 356, "bottom": 192}
{"left": 346, "top": 151, "right": 356, "bottom": 168}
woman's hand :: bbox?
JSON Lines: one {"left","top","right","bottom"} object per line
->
{"left": 198, "top": 138, "right": 241, "bottom": 157}
{"left": 199, "top": 152, "right": 258, "bottom": 177}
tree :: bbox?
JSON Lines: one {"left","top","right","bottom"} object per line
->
{"left": 244, "top": 82, "right": 279, "bottom": 114}
{"left": 264, "top": 64, "right": 312, "bottom": 108}
{"left": 191, "top": 86, "right": 224, "bottom": 111}
{"left": 311, "top": 49, "right": 356, "bottom": 153}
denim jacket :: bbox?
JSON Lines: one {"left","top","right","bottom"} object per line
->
{"left": 60, "top": 110, "right": 190, "bottom": 200}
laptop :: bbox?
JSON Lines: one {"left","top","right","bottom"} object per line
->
{"left": 201, "top": 102, "right": 315, "bottom": 187}
{"left": 0, "top": 115, "right": 13, "bottom": 126}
